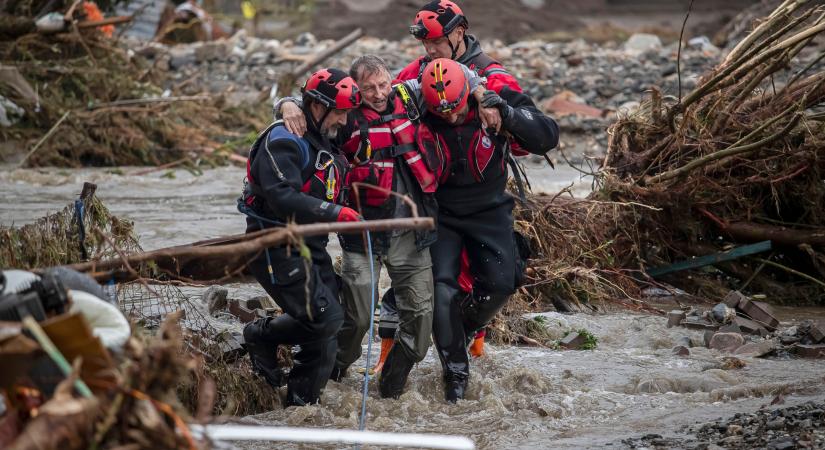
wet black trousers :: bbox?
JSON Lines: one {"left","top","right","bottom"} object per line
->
{"left": 430, "top": 197, "right": 518, "bottom": 382}
{"left": 246, "top": 242, "right": 344, "bottom": 406}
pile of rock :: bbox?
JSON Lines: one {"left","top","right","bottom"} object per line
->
{"left": 622, "top": 400, "right": 825, "bottom": 449}
{"left": 667, "top": 290, "right": 825, "bottom": 359}
{"left": 691, "top": 401, "right": 825, "bottom": 450}
{"left": 124, "top": 28, "right": 825, "bottom": 162}
{"left": 125, "top": 31, "right": 722, "bottom": 160}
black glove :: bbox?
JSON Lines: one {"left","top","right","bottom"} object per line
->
{"left": 480, "top": 90, "right": 513, "bottom": 120}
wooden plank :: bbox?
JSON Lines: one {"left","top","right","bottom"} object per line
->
{"left": 647, "top": 240, "right": 772, "bottom": 277}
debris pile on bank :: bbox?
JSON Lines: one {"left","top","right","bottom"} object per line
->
{"left": 603, "top": 0, "right": 825, "bottom": 303}
{"left": 505, "top": 0, "right": 825, "bottom": 331}
{"left": 1, "top": 305, "right": 204, "bottom": 449}
{"left": 0, "top": 183, "right": 139, "bottom": 269}
{"left": 666, "top": 290, "right": 825, "bottom": 359}
{"left": 0, "top": 1, "right": 268, "bottom": 167}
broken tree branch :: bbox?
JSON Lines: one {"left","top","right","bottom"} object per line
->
{"left": 18, "top": 110, "right": 70, "bottom": 168}
{"left": 645, "top": 112, "right": 801, "bottom": 184}
{"left": 88, "top": 95, "right": 210, "bottom": 110}
{"left": 65, "top": 217, "right": 433, "bottom": 280}
{"left": 276, "top": 28, "right": 363, "bottom": 95}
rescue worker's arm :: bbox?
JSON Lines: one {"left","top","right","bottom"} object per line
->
{"left": 273, "top": 96, "right": 307, "bottom": 136}
{"left": 394, "top": 57, "right": 427, "bottom": 84}
{"left": 251, "top": 135, "right": 342, "bottom": 223}
{"left": 401, "top": 64, "right": 501, "bottom": 130}
{"left": 481, "top": 62, "right": 523, "bottom": 94}
{"left": 486, "top": 88, "right": 559, "bottom": 155}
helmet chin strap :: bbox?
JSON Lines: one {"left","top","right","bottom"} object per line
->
{"left": 306, "top": 103, "right": 334, "bottom": 147}
{"left": 307, "top": 101, "right": 332, "bottom": 135}
{"left": 447, "top": 30, "right": 464, "bottom": 60}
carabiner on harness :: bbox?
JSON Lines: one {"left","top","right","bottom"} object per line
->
{"left": 315, "top": 149, "right": 334, "bottom": 170}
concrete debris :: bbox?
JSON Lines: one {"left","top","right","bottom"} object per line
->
{"left": 723, "top": 290, "right": 748, "bottom": 308}
{"left": 668, "top": 291, "right": 821, "bottom": 359}
{"left": 738, "top": 299, "right": 780, "bottom": 331}
{"left": 560, "top": 332, "right": 586, "bottom": 350}
{"left": 732, "top": 316, "right": 768, "bottom": 337}
{"left": 794, "top": 344, "right": 825, "bottom": 359}
{"left": 227, "top": 299, "right": 264, "bottom": 323}
{"left": 808, "top": 322, "right": 824, "bottom": 344}
{"left": 216, "top": 331, "right": 246, "bottom": 362}
{"left": 667, "top": 310, "right": 686, "bottom": 328}
{"left": 202, "top": 285, "right": 228, "bottom": 314}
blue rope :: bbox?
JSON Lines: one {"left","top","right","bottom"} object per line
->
{"left": 358, "top": 229, "right": 377, "bottom": 432}
{"left": 73, "top": 199, "right": 88, "bottom": 259}
{"left": 107, "top": 278, "right": 117, "bottom": 304}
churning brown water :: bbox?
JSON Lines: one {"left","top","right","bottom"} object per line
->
{"left": 2, "top": 164, "right": 823, "bottom": 449}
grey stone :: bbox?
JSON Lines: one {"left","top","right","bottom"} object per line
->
{"left": 734, "top": 339, "right": 776, "bottom": 358}
{"left": 169, "top": 46, "right": 196, "bottom": 69}
{"left": 295, "top": 32, "right": 317, "bottom": 47}
{"left": 709, "top": 332, "right": 746, "bottom": 352}
{"left": 809, "top": 322, "right": 825, "bottom": 343}
{"left": 712, "top": 303, "right": 736, "bottom": 324}
{"left": 668, "top": 310, "right": 686, "bottom": 328}
{"left": 0, "top": 96, "right": 24, "bottom": 127}
{"left": 672, "top": 345, "right": 690, "bottom": 357}
{"left": 560, "top": 332, "right": 586, "bottom": 350}
{"left": 623, "top": 33, "right": 662, "bottom": 54}
{"left": 704, "top": 330, "right": 716, "bottom": 348}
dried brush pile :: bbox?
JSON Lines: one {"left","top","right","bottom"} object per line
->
{"left": 0, "top": 1, "right": 268, "bottom": 167}
{"left": 494, "top": 1, "right": 825, "bottom": 343}
{"left": 0, "top": 183, "right": 140, "bottom": 269}
{"left": 603, "top": 0, "right": 825, "bottom": 304}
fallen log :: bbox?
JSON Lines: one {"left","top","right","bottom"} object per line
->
{"left": 723, "top": 222, "right": 825, "bottom": 247}
{"left": 66, "top": 217, "right": 433, "bottom": 283}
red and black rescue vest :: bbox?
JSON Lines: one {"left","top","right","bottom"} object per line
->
{"left": 244, "top": 122, "right": 346, "bottom": 210}
{"left": 341, "top": 88, "right": 442, "bottom": 208}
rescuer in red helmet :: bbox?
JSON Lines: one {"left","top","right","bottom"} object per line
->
{"left": 239, "top": 68, "right": 362, "bottom": 407}
{"left": 418, "top": 58, "right": 559, "bottom": 402}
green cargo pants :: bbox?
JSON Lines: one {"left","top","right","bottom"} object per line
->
{"left": 335, "top": 231, "right": 433, "bottom": 371}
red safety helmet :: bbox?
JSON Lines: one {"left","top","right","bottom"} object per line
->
{"left": 410, "top": 0, "right": 468, "bottom": 40}
{"left": 302, "top": 68, "right": 361, "bottom": 110}
{"left": 421, "top": 58, "right": 470, "bottom": 115}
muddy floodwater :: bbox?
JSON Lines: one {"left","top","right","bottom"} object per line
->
{"left": 2, "top": 164, "right": 824, "bottom": 449}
